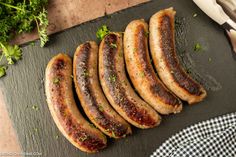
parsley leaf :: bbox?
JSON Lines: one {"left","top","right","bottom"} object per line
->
{"left": 0, "top": 1, "right": 49, "bottom": 44}
{"left": 144, "top": 31, "right": 149, "bottom": 37}
{"left": 98, "top": 105, "right": 104, "bottom": 112}
{"left": 193, "top": 13, "right": 198, "bottom": 17}
{"left": 55, "top": 135, "right": 59, "bottom": 139}
{"left": 108, "top": 74, "right": 116, "bottom": 83}
{"left": 0, "top": 43, "right": 22, "bottom": 65}
{"left": 53, "top": 77, "right": 60, "bottom": 84}
{"left": 34, "top": 8, "right": 49, "bottom": 47}
{"left": 110, "top": 43, "right": 117, "bottom": 48}
{"left": 0, "top": 65, "right": 7, "bottom": 78}
{"left": 194, "top": 43, "right": 202, "bottom": 51}
{"left": 0, "top": 0, "right": 48, "bottom": 78}
{"left": 96, "top": 25, "right": 110, "bottom": 40}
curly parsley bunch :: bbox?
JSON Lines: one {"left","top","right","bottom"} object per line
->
{"left": 0, "top": 0, "right": 49, "bottom": 77}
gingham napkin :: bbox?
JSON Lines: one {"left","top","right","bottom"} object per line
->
{"left": 151, "top": 112, "right": 236, "bottom": 157}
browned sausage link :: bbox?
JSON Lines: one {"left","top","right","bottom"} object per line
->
{"left": 124, "top": 19, "right": 182, "bottom": 115}
{"left": 73, "top": 41, "right": 131, "bottom": 138}
{"left": 45, "top": 54, "right": 107, "bottom": 153}
{"left": 99, "top": 33, "right": 161, "bottom": 129}
{"left": 149, "top": 8, "right": 207, "bottom": 104}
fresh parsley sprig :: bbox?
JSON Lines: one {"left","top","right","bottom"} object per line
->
{"left": 96, "top": 25, "right": 110, "bottom": 40}
{"left": 0, "top": 0, "right": 49, "bottom": 78}
{"left": 34, "top": 8, "right": 49, "bottom": 47}
{"left": 0, "top": 66, "right": 7, "bottom": 78}
{"left": 0, "top": 42, "right": 22, "bottom": 65}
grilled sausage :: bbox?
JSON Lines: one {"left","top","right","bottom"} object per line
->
{"left": 149, "top": 8, "right": 207, "bottom": 104}
{"left": 73, "top": 41, "right": 132, "bottom": 138}
{"left": 99, "top": 33, "right": 161, "bottom": 129}
{"left": 124, "top": 19, "right": 183, "bottom": 115}
{"left": 45, "top": 53, "right": 107, "bottom": 153}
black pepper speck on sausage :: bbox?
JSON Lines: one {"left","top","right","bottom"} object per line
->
{"left": 99, "top": 33, "right": 161, "bottom": 128}
{"left": 73, "top": 41, "right": 131, "bottom": 138}
{"left": 45, "top": 53, "right": 107, "bottom": 153}
{"left": 124, "top": 19, "right": 183, "bottom": 115}
{"left": 149, "top": 8, "right": 207, "bottom": 104}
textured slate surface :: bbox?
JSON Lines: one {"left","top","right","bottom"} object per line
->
{"left": 1, "top": 0, "right": 236, "bottom": 157}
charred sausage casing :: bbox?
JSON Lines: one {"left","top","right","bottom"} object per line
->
{"left": 99, "top": 33, "right": 161, "bottom": 129}
{"left": 45, "top": 53, "right": 107, "bottom": 153}
{"left": 73, "top": 41, "right": 132, "bottom": 138}
{"left": 124, "top": 19, "right": 183, "bottom": 115}
{"left": 149, "top": 8, "right": 207, "bottom": 104}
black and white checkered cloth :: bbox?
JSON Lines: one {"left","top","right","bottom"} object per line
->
{"left": 151, "top": 112, "right": 236, "bottom": 157}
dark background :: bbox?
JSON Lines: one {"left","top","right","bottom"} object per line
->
{"left": 1, "top": 0, "right": 236, "bottom": 157}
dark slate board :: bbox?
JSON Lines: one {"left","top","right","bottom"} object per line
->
{"left": 1, "top": 0, "right": 236, "bottom": 157}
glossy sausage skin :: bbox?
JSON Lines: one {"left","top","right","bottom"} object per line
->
{"left": 149, "top": 8, "right": 207, "bottom": 104}
{"left": 73, "top": 41, "right": 131, "bottom": 138}
{"left": 124, "top": 19, "right": 183, "bottom": 115}
{"left": 99, "top": 33, "right": 161, "bottom": 129}
{"left": 45, "top": 53, "right": 107, "bottom": 153}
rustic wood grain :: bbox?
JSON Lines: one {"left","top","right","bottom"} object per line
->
{"left": 0, "top": 89, "right": 22, "bottom": 157}
{"left": 11, "top": 0, "right": 149, "bottom": 45}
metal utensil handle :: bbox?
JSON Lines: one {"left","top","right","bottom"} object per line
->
{"left": 193, "top": 0, "right": 230, "bottom": 25}
{"left": 217, "top": 0, "right": 236, "bottom": 23}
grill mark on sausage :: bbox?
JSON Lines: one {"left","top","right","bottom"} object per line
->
{"left": 159, "top": 15, "right": 202, "bottom": 96}
{"left": 134, "top": 25, "right": 180, "bottom": 105}
{"left": 49, "top": 57, "right": 106, "bottom": 151}
{"left": 74, "top": 43, "right": 128, "bottom": 137}
{"left": 102, "top": 34, "right": 157, "bottom": 126}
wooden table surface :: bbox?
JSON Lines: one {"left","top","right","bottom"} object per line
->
{"left": 0, "top": 0, "right": 149, "bottom": 156}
